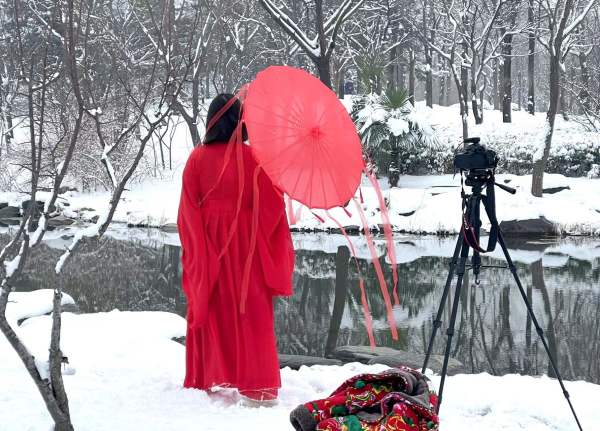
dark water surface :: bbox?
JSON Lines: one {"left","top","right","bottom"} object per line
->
{"left": 2, "top": 227, "right": 599, "bottom": 384}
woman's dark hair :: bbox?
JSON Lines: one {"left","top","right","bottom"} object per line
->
{"left": 203, "top": 93, "right": 247, "bottom": 144}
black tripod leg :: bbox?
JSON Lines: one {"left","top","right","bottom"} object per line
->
{"left": 497, "top": 231, "right": 584, "bottom": 431}
{"left": 436, "top": 238, "right": 470, "bottom": 413}
{"left": 422, "top": 230, "right": 464, "bottom": 374}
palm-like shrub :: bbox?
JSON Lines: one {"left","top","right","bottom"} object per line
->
{"left": 351, "top": 89, "right": 438, "bottom": 187}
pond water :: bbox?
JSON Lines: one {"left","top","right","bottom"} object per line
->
{"left": 3, "top": 226, "right": 600, "bottom": 384}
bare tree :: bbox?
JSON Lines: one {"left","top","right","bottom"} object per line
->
{"left": 500, "top": 0, "right": 519, "bottom": 123}
{"left": 0, "top": 0, "right": 192, "bottom": 429}
{"left": 426, "top": 0, "right": 508, "bottom": 136}
{"left": 526, "top": 0, "right": 536, "bottom": 114}
{"left": 345, "top": 3, "right": 409, "bottom": 93}
{"left": 531, "top": 0, "right": 597, "bottom": 197}
{"left": 258, "top": 0, "right": 366, "bottom": 88}
{"left": 422, "top": 0, "right": 438, "bottom": 107}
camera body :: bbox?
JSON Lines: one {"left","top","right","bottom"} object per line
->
{"left": 453, "top": 137, "right": 498, "bottom": 172}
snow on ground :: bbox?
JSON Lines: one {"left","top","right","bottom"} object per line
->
{"left": 6, "top": 289, "right": 75, "bottom": 327}
{"left": 414, "top": 101, "right": 600, "bottom": 150}
{"left": 2, "top": 171, "right": 598, "bottom": 236}
{"left": 1, "top": 291, "right": 599, "bottom": 430}
{"left": 296, "top": 173, "right": 600, "bottom": 235}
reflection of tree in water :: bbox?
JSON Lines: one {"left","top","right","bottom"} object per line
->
{"left": 279, "top": 247, "right": 600, "bottom": 384}
{"left": 3, "top": 232, "right": 599, "bottom": 383}
{"left": 3, "top": 235, "right": 186, "bottom": 316}
{"left": 415, "top": 255, "right": 600, "bottom": 384}
{"left": 275, "top": 251, "right": 452, "bottom": 358}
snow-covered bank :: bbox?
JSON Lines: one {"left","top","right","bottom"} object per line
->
{"left": 2, "top": 290, "right": 599, "bottom": 431}
{"left": 3, "top": 171, "right": 598, "bottom": 236}
{"left": 298, "top": 173, "right": 600, "bottom": 235}
{"left": 2, "top": 103, "right": 600, "bottom": 236}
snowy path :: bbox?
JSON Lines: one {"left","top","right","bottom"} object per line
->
{"left": 1, "top": 291, "right": 599, "bottom": 431}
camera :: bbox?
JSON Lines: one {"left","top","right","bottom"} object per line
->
{"left": 453, "top": 137, "right": 498, "bottom": 172}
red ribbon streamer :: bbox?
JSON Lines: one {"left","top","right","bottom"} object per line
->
{"left": 353, "top": 197, "right": 398, "bottom": 341}
{"left": 364, "top": 168, "right": 400, "bottom": 306}
{"left": 240, "top": 166, "right": 262, "bottom": 313}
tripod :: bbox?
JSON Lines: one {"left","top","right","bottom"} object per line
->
{"left": 421, "top": 169, "right": 583, "bottom": 430}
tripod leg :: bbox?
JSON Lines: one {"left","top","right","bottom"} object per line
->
{"left": 436, "top": 239, "right": 470, "bottom": 413}
{"left": 422, "top": 230, "right": 464, "bottom": 374}
{"left": 496, "top": 232, "right": 584, "bottom": 431}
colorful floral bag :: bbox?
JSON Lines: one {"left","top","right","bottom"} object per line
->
{"left": 290, "top": 367, "right": 439, "bottom": 431}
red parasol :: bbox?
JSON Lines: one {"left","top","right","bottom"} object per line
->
{"left": 243, "top": 66, "right": 363, "bottom": 210}
{"left": 241, "top": 66, "right": 399, "bottom": 342}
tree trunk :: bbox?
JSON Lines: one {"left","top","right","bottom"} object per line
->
{"left": 50, "top": 287, "right": 74, "bottom": 431}
{"left": 205, "top": 73, "right": 210, "bottom": 99}
{"left": 461, "top": 44, "right": 469, "bottom": 116}
{"left": 314, "top": 0, "right": 333, "bottom": 89}
{"left": 518, "top": 68, "right": 523, "bottom": 111}
{"left": 578, "top": 50, "right": 590, "bottom": 111}
{"left": 524, "top": 274, "right": 533, "bottom": 373}
{"left": 422, "top": 0, "right": 433, "bottom": 107}
{"left": 387, "top": 45, "right": 398, "bottom": 91}
{"left": 532, "top": 54, "right": 560, "bottom": 197}
{"left": 2, "top": 107, "right": 14, "bottom": 152}
{"left": 315, "top": 57, "right": 333, "bottom": 89}
{"left": 471, "top": 72, "right": 482, "bottom": 124}
{"left": 438, "top": 57, "right": 446, "bottom": 106}
{"left": 191, "top": 60, "right": 203, "bottom": 146}
{"left": 560, "top": 83, "right": 569, "bottom": 121}
{"left": 493, "top": 59, "right": 500, "bottom": 110}
{"left": 479, "top": 85, "right": 485, "bottom": 124}
{"left": 445, "top": 69, "right": 451, "bottom": 106}
{"left": 425, "top": 58, "right": 433, "bottom": 107}
{"left": 501, "top": 31, "right": 513, "bottom": 122}
{"left": 453, "top": 71, "right": 469, "bottom": 139}
{"left": 0, "top": 307, "right": 74, "bottom": 431}
{"left": 408, "top": 49, "right": 416, "bottom": 105}
{"left": 527, "top": 0, "right": 536, "bottom": 114}
{"left": 398, "top": 47, "right": 405, "bottom": 90}
{"left": 439, "top": 73, "right": 446, "bottom": 106}
{"left": 173, "top": 102, "right": 201, "bottom": 146}
{"left": 325, "top": 246, "right": 349, "bottom": 357}
{"left": 337, "top": 66, "right": 345, "bottom": 98}
{"left": 388, "top": 142, "right": 400, "bottom": 187}
{"left": 531, "top": 259, "right": 558, "bottom": 378}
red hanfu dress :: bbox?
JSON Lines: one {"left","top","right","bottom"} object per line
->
{"left": 177, "top": 141, "right": 295, "bottom": 396}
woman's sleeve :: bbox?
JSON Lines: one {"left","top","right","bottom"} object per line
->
{"left": 177, "top": 150, "right": 217, "bottom": 327}
{"left": 257, "top": 169, "right": 295, "bottom": 297}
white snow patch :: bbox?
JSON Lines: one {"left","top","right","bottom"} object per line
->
{"left": 6, "top": 289, "right": 75, "bottom": 328}
{"left": 0, "top": 306, "right": 598, "bottom": 430}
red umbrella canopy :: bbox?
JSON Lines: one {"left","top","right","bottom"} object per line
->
{"left": 243, "top": 66, "right": 363, "bottom": 210}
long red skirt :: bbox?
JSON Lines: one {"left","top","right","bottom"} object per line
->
{"left": 178, "top": 142, "right": 295, "bottom": 394}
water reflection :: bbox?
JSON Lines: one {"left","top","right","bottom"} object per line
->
{"left": 2, "top": 229, "right": 599, "bottom": 383}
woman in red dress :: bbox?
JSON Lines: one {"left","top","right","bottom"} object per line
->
{"left": 177, "top": 94, "right": 295, "bottom": 403}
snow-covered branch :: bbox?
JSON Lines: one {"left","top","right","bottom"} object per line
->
{"left": 258, "top": 0, "right": 319, "bottom": 58}
{"left": 564, "top": 0, "right": 597, "bottom": 37}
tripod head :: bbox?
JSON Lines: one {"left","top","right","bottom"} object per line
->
{"left": 455, "top": 137, "right": 517, "bottom": 282}
{"left": 463, "top": 168, "right": 517, "bottom": 195}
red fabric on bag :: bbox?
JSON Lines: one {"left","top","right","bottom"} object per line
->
{"left": 177, "top": 141, "right": 295, "bottom": 392}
